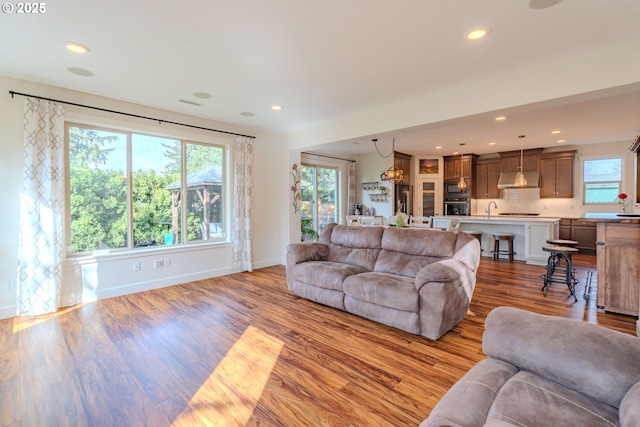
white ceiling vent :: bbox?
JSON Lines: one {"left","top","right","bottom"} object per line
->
{"left": 179, "top": 99, "right": 202, "bottom": 107}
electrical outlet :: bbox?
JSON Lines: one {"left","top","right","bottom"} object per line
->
{"left": 163, "top": 258, "right": 171, "bottom": 267}
{"left": 133, "top": 262, "right": 141, "bottom": 272}
{"left": 153, "top": 259, "right": 164, "bottom": 268}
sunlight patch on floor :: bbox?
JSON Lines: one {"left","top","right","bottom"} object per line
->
{"left": 12, "top": 304, "right": 82, "bottom": 333}
{"left": 172, "top": 325, "right": 285, "bottom": 426}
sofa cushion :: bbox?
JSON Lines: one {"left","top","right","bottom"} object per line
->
{"left": 323, "top": 224, "right": 383, "bottom": 271}
{"left": 343, "top": 272, "right": 418, "bottom": 312}
{"left": 421, "top": 358, "right": 519, "bottom": 427}
{"left": 483, "top": 306, "right": 640, "bottom": 408}
{"left": 487, "top": 371, "right": 619, "bottom": 426}
{"left": 373, "top": 227, "right": 457, "bottom": 277}
{"left": 620, "top": 382, "right": 640, "bottom": 427}
{"left": 291, "top": 261, "right": 367, "bottom": 291}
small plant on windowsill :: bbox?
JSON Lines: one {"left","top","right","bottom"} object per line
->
{"left": 618, "top": 192, "right": 629, "bottom": 213}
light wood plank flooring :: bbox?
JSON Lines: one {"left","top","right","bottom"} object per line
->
{"left": 0, "top": 255, "right": 636, "bottom": 426}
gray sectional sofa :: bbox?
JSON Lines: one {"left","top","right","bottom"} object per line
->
{"left": 422, "top": 306, "right": 640, "bottom": 427}
{"left": 285, "top": 223, "right": 481, "bottom": 340}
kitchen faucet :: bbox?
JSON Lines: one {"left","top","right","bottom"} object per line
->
{"left": 487, "top": 201, "right": 498, "bottom": 218}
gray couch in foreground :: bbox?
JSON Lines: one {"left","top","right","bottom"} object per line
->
{"left": 285, "top": 223, "right": 481, "bottom": 340}
{"left": 422, "top": 306, "right": 640, "bottom": 427}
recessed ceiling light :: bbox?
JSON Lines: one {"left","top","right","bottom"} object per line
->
{"left": 271, "top": 105, "right": 283, "bottom": 111}
{"left": 67, "top": 67, "right": 94, "bottom": 77}
{"left": 495, "top": 116, "right": 506, "bottom": 121}
{"left": 193, "top": 92, "right": 212, "bottom": 99}
{"left": 488, "top": 142, "right": 496, "bottom": 145}
{"left": 435, "top": 146, "right": 442, "bottom": 149}
{"left": 557, "top": 139, "right": 566, "bottom": 143}
{"left": 240, "top": 112, "right": 255, "bottom": 117}
{"left": 551, "top": 130, "right": 561, "bottom": 134}
{"left": 65, "top": 41, "right": 90, "bottom": 54}
{"left": 466, "top": 27, "right": 490, "bottom": 40}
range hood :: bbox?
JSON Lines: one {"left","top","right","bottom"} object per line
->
{"left": 497, "top": 171, "right": 540, "bottom": 189}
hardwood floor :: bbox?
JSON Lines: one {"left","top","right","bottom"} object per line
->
{"left": 0, "top": 254, "right": 636, "bottom": 426}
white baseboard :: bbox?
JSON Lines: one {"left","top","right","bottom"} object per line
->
{"left": 0, "top": 304, "right": 16, "bottom": 320}
{"left": 97, "top": 266, "right": 233, "bottom": 300}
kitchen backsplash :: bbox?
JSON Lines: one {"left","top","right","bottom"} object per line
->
{"left": 470, "top": 188, "right": 638, "bottom": 218}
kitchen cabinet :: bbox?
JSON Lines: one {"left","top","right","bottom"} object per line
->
{"left": 444, "top": 154, "right": 476, "bottom": 180}
{"left": 558, "top": 218, "right": 596, "bottom": 254}
{"left": 474, "top": 158, "right": 501, "bottom": 199}
{"left": 393, "top": 151, "right": 412, "bottom": 184}
{"left": 499, "top": 148, "right": 542, "bottom": 172}
{"left": 572, "top": 219, "right": 597, "bottom": 254}
{"left": 559, "top": 218, "right": 572, "bottom": 240}
{"left": 540, "top": 151, "right": 576, "bottom": 198}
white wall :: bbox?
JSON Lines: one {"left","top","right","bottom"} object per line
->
{"left": 0, "top": 75, "right": 286, "bottom": 319}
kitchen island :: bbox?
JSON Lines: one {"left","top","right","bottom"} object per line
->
{"left": 578, "top": 213, "right": 640, "bottom": 332}
{"left": 432, "top": 215, "right": 560, "bottom": 265}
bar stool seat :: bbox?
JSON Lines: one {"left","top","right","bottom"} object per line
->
{"left": 542, "top": 245, "right": 579, "bottom": 301}
{"left": 546, "top": 239, "right": 578, "bottom": 247}
{"left": 492, "top": 232, "right": 515, "bottom": 262}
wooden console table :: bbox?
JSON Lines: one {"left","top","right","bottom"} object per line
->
{"left": 579, "top": 214, "right": 640, "bottom": 318}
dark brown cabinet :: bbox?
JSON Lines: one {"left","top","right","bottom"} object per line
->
{"left": 393, "top": 151, "right": 412, "bottom": 184}
{"left": 559, "top": 218, "right": 596, "bottom": 254}
{"left": 499, "top": 149, "right": 542, "bottom": 172}
{"left": 572, "top": 219, "right": 597, "bottom": 254}
{"left": 559, "top": 218, "right": 572, "bottom": 240}
{"left": 540, "top": 151, "right": 576, "bottom": 198}
{"left": 444, "top": 155, "right": 476, "bottom": 180}
{"left": 474, "top": 158, "right": 501, "bottom": 199}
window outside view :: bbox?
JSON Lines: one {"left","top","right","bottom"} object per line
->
{"left": 583, "top": 157, "right": 622, "bottom": 204}
{"left": 300, "top": 165, "right": 338, "bottom": 240}
{"left": 68, "top": 125, "right": 225, "bottom": 253}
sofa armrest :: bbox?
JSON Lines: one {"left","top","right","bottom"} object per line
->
{"left": 285, "top": 242, "right": 329, "bottom": 290}
{"left": 416, "top": 259, "right": 476, "bottom": 340}
{"left": 286, "top": 242, "right": 329, "bottom": 264}
{"left": 483, "top": 306, "right": 640, "bottom": 408}
{"left": 621, "top": 382, "right": 640, "bottom": 427}
{"left": 415, "top": 262, "right": 459, "bottom": 289}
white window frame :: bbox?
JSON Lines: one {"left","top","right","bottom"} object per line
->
{"left": 581, "top": 155, "right": 624, "bottom": 205}
{"left": 65, "top": 121, "right": 231, "bottom": 256}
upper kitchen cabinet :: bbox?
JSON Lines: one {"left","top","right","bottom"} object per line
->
{"left": 444, "top": 154, "right": 477, "bottom": 180}
{"left": 474, "top": 157, "right": 501, "bottom": 199}
{"left": 499, "top": 148, "right": 543, "bottom": 172}
{"left": 394, "top": 151, "right": 412, "bottom": 184}
{"left": 540, "top": 150, "right": 577, "bottom": 198}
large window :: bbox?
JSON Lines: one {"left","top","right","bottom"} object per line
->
{"left": 67, "top": 124, "right": 226, "bottom": 254}
{"left": 582, "top": 157, "right": 623, "bottom": 204}
{"left": 300, "top": 165, "right": 338, "bottom": 238}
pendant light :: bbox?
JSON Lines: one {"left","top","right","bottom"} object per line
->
{"left": 515, "top": 135, "right": 528, "bottom": 187}
{"left": 375, "top": 137, "right": 404, "bottom": 184}
{"left": 457, "top": 143, "right": 467, "bottom": 190}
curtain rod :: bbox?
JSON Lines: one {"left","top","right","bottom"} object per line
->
{"left": 302, "top": 151, "right": 355, "bottom": 163}
{"left": 9, "top": 90, "right": 255, "bottom": 139}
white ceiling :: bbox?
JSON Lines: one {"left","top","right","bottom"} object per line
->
{"left": 2, "top": 0, "right": 640, "bottom": 156}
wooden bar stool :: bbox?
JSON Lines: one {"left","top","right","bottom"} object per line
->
{"left": 542, "top": 245, "right": 579, "bottom": 302}
{"left": 463, "top": 230, "right": 482, "bottom": 252}
{"left": 492, "top": 232, "right": 515, "bottom": 262}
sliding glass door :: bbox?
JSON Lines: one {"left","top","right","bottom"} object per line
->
{"left": 300, "top": 165, "right": 338, "bottom": 239}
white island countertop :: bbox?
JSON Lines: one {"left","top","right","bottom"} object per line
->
{"left": 432, "top": 215, "right": 560, "bottom": 265}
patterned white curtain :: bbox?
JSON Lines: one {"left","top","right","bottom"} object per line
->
{"left": 231, "top": 136, "right": 254, "bottom": 272}
{"left": 347, "top": 161, "right": 356, "bottom": 215}
{"left": 17, "top": 98, "right": 65, "bottom": 315}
